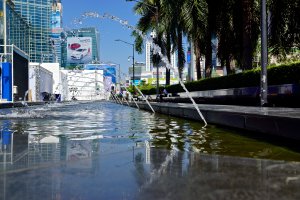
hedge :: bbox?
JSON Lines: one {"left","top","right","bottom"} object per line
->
{"left": 138, "top": 61, "right": 300, "bottom": 95}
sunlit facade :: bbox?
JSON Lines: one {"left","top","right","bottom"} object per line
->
{"left": 51, "top": 0, "right": 63, "bottom": 64}
{"left": 12, "top": 0, "right": 53, "bottom": 63}
{"left": 0, "top": 0, "right": 29, "bottom": 56}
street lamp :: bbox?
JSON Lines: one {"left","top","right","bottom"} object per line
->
{"left": 115, "top": 39, "right": 135, "bottom": 87}
{"left": 126, "top": 0, "right": 159, "bottom": 97}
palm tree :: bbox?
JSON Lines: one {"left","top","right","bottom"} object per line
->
{"left": 133, "top": 0, "right": 189, "bottom": 83}
{"left": 182, "top": 0, "right": 208, "bottom": 80}
{"left": 240, "top": 0, "right": 260, "bottom": 70}
{"left": 132, "top": 0, "right": 173, "bottom": 85}
{"left": 160, "top": 0, "right": 187, "bottom": 79}
{"left": 216, "top": 0, "right": 235, "bottom": 74}
{"left": 204, "top": 0, "right": 218, "bottom": 78}
{"left": 269, "top": 0, "right": 300, "bottom": 56}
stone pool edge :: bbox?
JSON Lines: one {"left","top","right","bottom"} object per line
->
{"left": 125, "top": 102, "right": 300, "bottom": 141}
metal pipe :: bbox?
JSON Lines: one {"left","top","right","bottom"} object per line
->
{"left": 134, "top": 85, "right": 155, "bottom": 113}
{"left": 121, "top": 85, "right": 139, "bottom": 109}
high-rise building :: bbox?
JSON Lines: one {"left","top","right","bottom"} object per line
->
{"left": 145, "top": 34, "right": 177, "bottom": 71}
{"left": 12, "top": 0, "right": 53, "bottom": 63}
{"left": 0, "top": 0, "right": 30, "bottom": 101}
{"left": 51, "top": 0, "right": 63, "bottom": 64}
{"left": 0, "top": 0, "right": 30, "bottom": 56}
{"left": 61, "top": 27, "right": 100, "bottom": 68}
{"left": 145, "top": 37, "right": 178, "bottom": 83}
{"left": 145, "top": 40, "right": 152, "bottom": 72}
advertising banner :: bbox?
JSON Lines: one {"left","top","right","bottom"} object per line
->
{"left": 67, "top": 37, "right": 93, "bottom": 64}
{"left": 104, "top": 76, "right": 112, "bottom": 92}
{"left": 51, "top": 11, "right": 62, "bottom": 38}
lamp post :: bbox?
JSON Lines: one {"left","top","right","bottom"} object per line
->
{"left": 126, "top": 0, "right": 159, "bottom": 97}
{"left": 260, "top": 0, "right": 268, "bottom": 106}
{"left": 115, "top": 39, "right": 135, "bottom": 87}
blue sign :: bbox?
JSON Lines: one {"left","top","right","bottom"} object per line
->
{"left": 133, "top": 80, "right": 141, "bottom": 86}
{"left": 2, "top": 121, "right": 12, "bottom": 146}
{"left": 1, "top": 62, "right": 12, "bottom": 101}
{"left": 187, "top": 47, "right": 191, "bottom": 64}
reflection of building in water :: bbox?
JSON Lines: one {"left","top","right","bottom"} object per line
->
{"left": 66, "top": 140, "right": 92, "bottom": 169}
{"left": 0, "top": 122, "right": 28, "bottom": 167}
{"left": 0, "top": 129, "right": 101, "bottom": 200}
{"left": 28, "top": 135, "right": 61, "bottom": 165}
{"left": 145, "top": 141, "right": 151, "bottom": 164}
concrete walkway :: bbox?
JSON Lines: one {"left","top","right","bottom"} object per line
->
{"left": 127, "top": 101, "right": 300, "bottom": 140}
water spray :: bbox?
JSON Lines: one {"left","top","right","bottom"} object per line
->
{"left": 73, "top": 11, "right": 207, "bottom": 126}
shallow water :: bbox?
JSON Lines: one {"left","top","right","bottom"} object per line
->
{"left": 0, "top": 101, "right": 299, "bottom": 199}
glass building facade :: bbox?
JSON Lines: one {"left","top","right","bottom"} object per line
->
{"left": 61, "top": 27, "right": 100, "bottom": 68}
{"left": 0, "top": 0, "right": 30, "bottom": 57}
{"left": 51, "top": 0, "right": 63, "bottom": 64}
{"left": 12, "top": 0, "right": 53, "bottom": 63}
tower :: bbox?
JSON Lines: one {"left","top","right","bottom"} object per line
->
{"left": 13, "top": 0, "right": 53, "bottom": 63}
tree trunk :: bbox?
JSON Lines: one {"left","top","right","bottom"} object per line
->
{"left": 241, "top": 0, "right": 254, "bottom": 70}
{"left": 205, "top": 38, "right": 212, "bottom": 78}
{"left": 166, "top": 68, "right": 170, "bottom": 85}
{"left": 205, "top": 0, "right": 216, "bottom": 78}
{"left": 177, "top": 28, "right": 184, "bottom": 79}
{"left": 166, "top": 34, "right": 171, "bottom": 86}
{"left": 226, "top": 57, "right": 232, "bottom": 74}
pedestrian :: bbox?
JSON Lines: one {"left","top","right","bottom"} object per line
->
{"left": 159, "top": 88, "right": 163, "bottom": 102}
{"left": 163, "top": 88, "right": 168, "bottom": 97}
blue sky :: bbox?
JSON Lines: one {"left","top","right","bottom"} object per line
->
{"left": 62, "top": 0, "right": 145, "bottom": 75}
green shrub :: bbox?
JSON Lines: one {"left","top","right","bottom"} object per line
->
{"left": 134, "top": 61, "right": 300, "bottom": 95}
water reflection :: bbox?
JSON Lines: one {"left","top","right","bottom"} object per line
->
{"left": 0, "top": 144, "right": 299, "bottom": 199}
{"left": 0, "top": 102, "right": 299, "bottom": 199}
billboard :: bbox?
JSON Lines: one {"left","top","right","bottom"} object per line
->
{"left": 67, "top": 37, "right": 93, "bottom": 64}
{"left": 85, "top": 64, "right": 117, "bottom": 83}
{"left": 104, "top": 76, "right": 113, "bottom": 92}
{"left": 51, "top": 10, "right": 62, "bottom": 38}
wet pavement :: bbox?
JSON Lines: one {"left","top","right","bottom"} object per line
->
{"left": 0, "top": 101, "right": 300, "bottom": 199}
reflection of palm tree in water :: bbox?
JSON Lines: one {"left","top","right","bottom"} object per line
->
{"left": 132, "top": 117, "right": 180, "bottom": 190}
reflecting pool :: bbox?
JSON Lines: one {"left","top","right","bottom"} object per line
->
{"left": 0, "top": 102, "right": 299, "bottom": 199}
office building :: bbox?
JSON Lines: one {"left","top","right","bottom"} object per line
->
{"left": 51, "top": 0, "right": 63, "bottom": 64}
{"left": 145, "top": 38, "right": 179, "bottom": 85}
{"left": 12, "top": 0, "right": 53, "bottom": 63}
{"left": 0, "top": 0, "right": 30, "bottom": 56}
{"left": 0, "top": 0, "right": 30, "bottom": 101}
